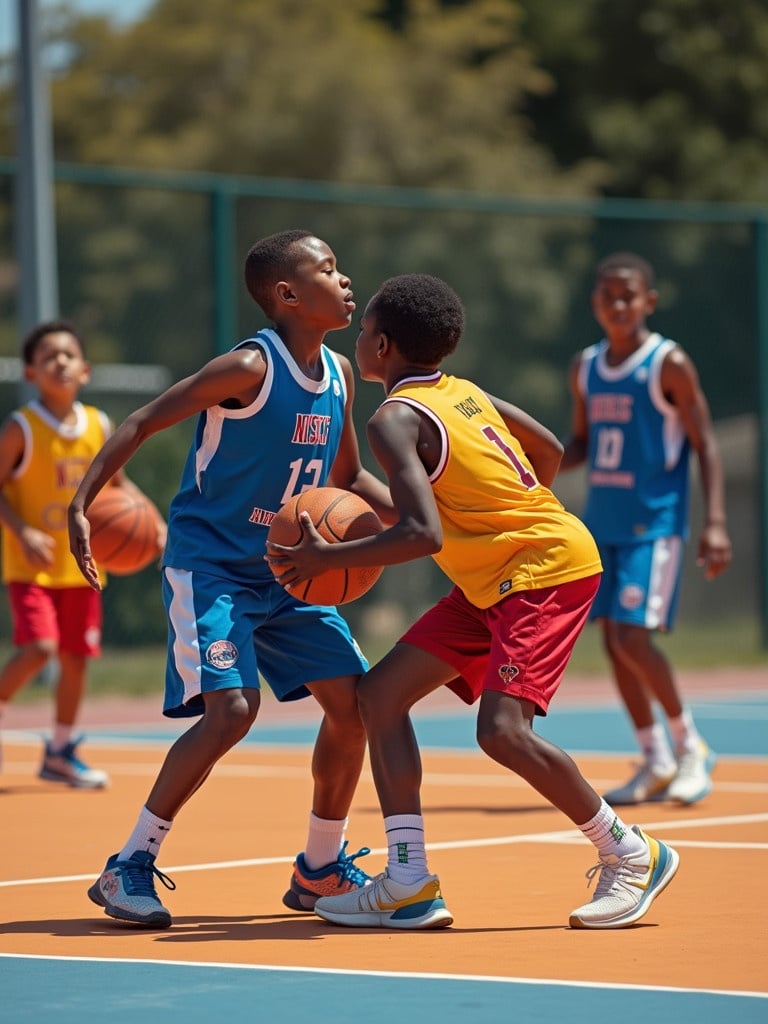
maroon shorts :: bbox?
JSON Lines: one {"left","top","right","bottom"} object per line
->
{"left": 399, "top": 574, "right": 600, "bottom": 715}
{"left": 7, "top": 582, "right": 103, "bottom": 658}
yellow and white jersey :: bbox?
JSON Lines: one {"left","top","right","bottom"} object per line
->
{"left": 384, "top": 372, "right": 601, "bottom": 609}
{"left": 1, "top": 400, "right": 110, "bottom": 587}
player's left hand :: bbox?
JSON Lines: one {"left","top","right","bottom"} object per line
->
{"left": 265, "top": 511, "right": 331, "bottom": 586}
{"left": 696, "top": 522, "right": 732, "bottom": 580}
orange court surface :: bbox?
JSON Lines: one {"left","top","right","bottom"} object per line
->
{"left": 2, "top": 666, "right": 766, "bottom": 1023}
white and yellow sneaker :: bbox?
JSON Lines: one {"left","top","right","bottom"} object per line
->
{"left": 603, "top": 761, "right": 676, "bottom": 805}
{"left": 667, "top": 741, "right": 716, "bottom": 805}
{"left": 314, "top": 869, "right": 453, "bottom": 929}
{"left": 569, "top": 826, "right": 679, "bottom": 929}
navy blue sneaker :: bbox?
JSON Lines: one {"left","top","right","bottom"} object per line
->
{"left": 88, "top": 850, "right": 175, "bottom": 928}
{"left": 39, "top": 737, "right": 109, "bottom": 789}
{"left": 283, "top": 842, "right": 372, "bottom": 911}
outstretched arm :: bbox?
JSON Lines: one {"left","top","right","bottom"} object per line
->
{"left": 68, "top": 346, "right": 268, "bottom": 588}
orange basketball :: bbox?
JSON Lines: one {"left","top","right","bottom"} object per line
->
{"left": 87, "top": 488, "right": 163, "bottom": 576}
{"left": 267, "top": 486, "right": 384, "bottom": 605}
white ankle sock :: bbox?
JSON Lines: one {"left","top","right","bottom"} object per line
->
{"left": 384, "top": 813, "right": 429, "bottom": 883}
{"left": 668, "top": 708, "right": 700, "bottom": 756}
{"left": 637, "top": 723, "right": 676, "bottom": 772}
{"left": 118, "top": 805, "right": 173, "bottom": 861}
{"left": 579, "top": 799, "right": 646, "bottom": 859}
{"left": 303, "top": 812, "right": 347, "bottom": 871}
{"left": 51, "top": 723, "right": 74, "bottom": 753}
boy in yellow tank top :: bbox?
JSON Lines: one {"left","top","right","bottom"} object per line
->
{"left": 0, "top": 321, "right": 157, "bottom": 788}
{"left": 268, "top": 273, "right": 680, "bottom": 931}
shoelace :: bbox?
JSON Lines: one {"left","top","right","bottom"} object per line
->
{"left": 123, "top": 859, "right": 177, "bottom": 897}
{"left": 583, "top": 855, "right": 643, "bottom": 898}
{"left": 335, "top": 842, "right": 372, "bottom": 885}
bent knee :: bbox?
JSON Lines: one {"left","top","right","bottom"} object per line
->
{"left": 202, "top": 688, "right": 259, "bottom": 740}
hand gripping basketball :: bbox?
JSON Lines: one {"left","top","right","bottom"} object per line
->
{"left": 266, "top": 487, "right": 383, "bottom": 605}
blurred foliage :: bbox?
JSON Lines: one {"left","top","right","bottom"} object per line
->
{"left": 517, "top": 0, "right": 768, "bottom": 201}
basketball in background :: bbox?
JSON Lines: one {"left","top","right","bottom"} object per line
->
{"left": 87, "top": 487, "right": 164, "bottom": 576}
{"left": 267, "top": 486, "right": 384, "bottom": 605}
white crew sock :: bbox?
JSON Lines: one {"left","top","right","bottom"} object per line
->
{"left": 118, "top": 805, "right": 173, "bottom": 862}
{"left": 303, "top": 812, "right": 347, "bottom": 871}
{"left": 579, "top": 799, "right": 646, "bottom": 859}
{"left": 385, "top": 813, "right": 429, "bottom": 884}
{"left": 637, "top": 722, "right": 676, "bottom": 772}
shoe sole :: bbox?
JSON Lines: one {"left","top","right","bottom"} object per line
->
{"left": 282, "top": 888, "right": 317, "bottom": 912}
{"left": 39, "top": 768, "right": 108, "bottom": 789}
{"left": 569, "top": 843, "right": 680, "bottom": 930}
{"left": 87, "top": 880, "right": 172, "bottom": 929}
{"left": 315, "top": 904, "right": 454, "bottom": 930}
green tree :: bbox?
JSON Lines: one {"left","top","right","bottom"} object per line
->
{"left": 518, "top": 0, "right": 768, "bottom": 201}
{"left": 0, "top": 0, "right": 596, "bottom": 195}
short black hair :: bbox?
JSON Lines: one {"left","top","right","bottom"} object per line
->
{"left": 595, "top": 252, "right": 655, "bottom": 290}
{"left": 244, "top": 229, "right": 316, "bottom": 317}
{"left": 22, "top": 319, "right": 85, "bottom": 365}
{"left": 368, "top": 274, "right": 465, "bottom": 365}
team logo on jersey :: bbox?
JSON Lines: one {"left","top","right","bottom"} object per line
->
{"left": 498, "top": 662, "right": 519, "bottom": 683}
{"left": 619, "top": 584, "right": 645, "bottom": 610}
{"left": 333, "top": 380, "right": 341, "bottom": 397}
{"left": 205, "top": 639, "right": 239, "bottom": 669}
{"left": 499, "top": 580, "right": 513, "bottom": 595}
{"left": 291, "top": 413, "right": 331, "bottom": 445}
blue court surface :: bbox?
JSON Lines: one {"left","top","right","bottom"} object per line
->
{"left": 3, "top": 691, "right": 767, "bottom": 1024}
{"left": 5, "top": 954, "right": 767, "bottom": 1024}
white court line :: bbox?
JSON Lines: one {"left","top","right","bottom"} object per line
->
{"left": 4, "top": 758, "right": 768, "bottom": 795}
{"left": 2, "top": 812, "right": 767, "bottom": 889}
{"left": 0, "top": 952, "right": 766, "bottom": 1000}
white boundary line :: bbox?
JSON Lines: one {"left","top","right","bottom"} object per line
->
{"left": 2, "top": 812, "right": 767, "bottom": 889}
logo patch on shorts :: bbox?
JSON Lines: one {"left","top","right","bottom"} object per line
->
{"left": 619, "top": 584, "right": 645, "bottom": 610}
{"left": 498, "top": 662, "right": 519, "bottom": 684}
{"left": 205, "top": 639, "right": 238, "bottom": 669}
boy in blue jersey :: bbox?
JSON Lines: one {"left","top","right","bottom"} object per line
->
{"left": 68, "top": 229, "right": 393, "bottom": 928}
{"left": 560, "top": 252, "right": 732, "bottom": 806}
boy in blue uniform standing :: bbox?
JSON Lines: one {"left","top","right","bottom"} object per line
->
{"left": 560, "top": 252, "right": 731, "bottom": 806}
{"left": 69, "top": 229, "right": 392, "bottom": 927}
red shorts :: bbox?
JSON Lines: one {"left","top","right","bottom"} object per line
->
{"left": 400, "top": 573, "right": 600, "bottom": 716}
{"left": 7, "top": 582, "right": 103, "bottom": 658}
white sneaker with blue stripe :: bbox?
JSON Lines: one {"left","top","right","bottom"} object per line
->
{"left": 569, "top": 826, "right": 679, "bottom": 929}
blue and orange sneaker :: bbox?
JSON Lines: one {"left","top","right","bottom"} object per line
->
{"left": 569, "top": 826, "right": 679, "bottom": 929}
{"left": 283, "top": 841, "right": 372, "bottom": 911}
{"left": 314, "top": 869, "right": 453, "bottom": 929}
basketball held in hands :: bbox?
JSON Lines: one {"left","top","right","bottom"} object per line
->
{"left": 87, "top": 487, "right": 164, "bottom": 576}
{"left": 267, "top": 487, "right": 384, "bottom": 605}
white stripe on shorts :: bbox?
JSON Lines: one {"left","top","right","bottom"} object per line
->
{"left": 645, "top": 536, "right": 683, "bottom": 630}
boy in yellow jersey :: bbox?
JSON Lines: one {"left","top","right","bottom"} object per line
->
{"left": 268, "top": 273, "right": 680, "bottom": 930}
{"left": 0, "top": 320, "right": 161, "bottom": 787}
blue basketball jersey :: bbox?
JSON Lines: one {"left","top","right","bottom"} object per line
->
{"left": 577, "top": 332, "right": 690, "bottom": 544}
{"left": 163, "top": 329, "right": 347, "bottom": 584}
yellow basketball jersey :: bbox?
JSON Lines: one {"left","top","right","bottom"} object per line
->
{"left": 1, "top": 400, "right": 110, "bottom": 587}
{"left": 385, "top": 372, "right": 602, "bottom": 609}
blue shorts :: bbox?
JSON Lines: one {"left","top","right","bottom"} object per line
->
{"left": 589, "top": 537, "right": 684, "bottom": 631}
{"left": 161, "top": 568, "right": 369, "bottom": 718}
